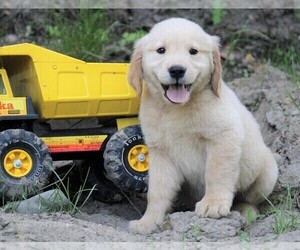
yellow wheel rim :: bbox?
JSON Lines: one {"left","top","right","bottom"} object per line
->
{"left": 3, "top": 149, "right": 33, "bottom": 178}
{"left": 127, "top": 144, "right": 149, "bottom": 173}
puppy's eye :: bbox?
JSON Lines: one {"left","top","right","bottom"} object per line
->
{"left": 157, "top": 47, "right": 166, "bottom": 54}
{"left": 189, "top": 48, "right": 198, "bottom": 55}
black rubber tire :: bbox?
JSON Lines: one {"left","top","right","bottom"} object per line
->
{"left": 0, "top": 129, "right": 53, "bottom": 200}
{"left": 84, "top": 160, "right": 123, "bottom": 203}
{"left": 103, "top": 125, "right": 148, "bottom": 193}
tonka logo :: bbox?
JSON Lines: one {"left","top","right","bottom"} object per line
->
{"left": 0, "top": 102, "right": 14, "bottom": 110}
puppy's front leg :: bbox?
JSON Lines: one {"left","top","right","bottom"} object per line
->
{"left": 195, "top": 138, "right": 241, "bottom": 218}
{"left": 129, "top": 150, "right": 182, "bottom": 234}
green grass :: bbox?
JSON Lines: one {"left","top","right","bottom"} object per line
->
{"left": 45, "top": 10, "right": 147, "bottom": 62}
{"left": 236, "top": 188, "right": 299, "bottom": 246}
{"left": 269, "top": 43, "right": 300, "bottom": 111}
{"left": 268, "top": 44, "right": 300, "bottom": 86}
{"left": 46, "top": 10, "right": 110, "bottom": 61}
{"left": 265, "top": 187, "right": 300, "bottom": 235}
{"left": 223, "top": 24, "right": 300, "bottom": 101}
{"left": 211, "top": 0, "right": 227, "bottom": 25}
{"left": 238, "top": 231, "right": 250, "bottom": 250}
{"left": 272, "top": 209, "right": 299, "bottom": 235}
{"left": 119, "top": 30, "right": 147, "bottom": 47}
{"left": 1, "top": 164, "right": 96, "bottom": 215}
{"left": 191, "top": 223, "right": 202, "bottom": 237}
{"left": 50, "top": 165, "right": 96, "bottom": 214}
{"left": 244, "top": 207, "right": 258, "bottom": 224}
{"left": 222, "top": 26, "right": 271, "bottom": 78}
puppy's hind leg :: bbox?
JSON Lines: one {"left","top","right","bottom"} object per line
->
{"left": 235, "top": 150, "right": 278, "bottom": 220}
{"left": 129, "top": 150, "right": 183, "bottom": 234}
{"left": 244, "top": 150, "right": 278, "bottom": 205}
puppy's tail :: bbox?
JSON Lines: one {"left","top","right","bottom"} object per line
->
{"left": 231, "top": 202, "right": 259, "bottom": 224}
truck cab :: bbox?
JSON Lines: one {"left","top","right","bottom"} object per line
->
{"left": 0, "top": 68, "right": 37, "bottom": 120}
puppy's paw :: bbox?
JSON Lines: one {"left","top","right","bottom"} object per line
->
{"left": 129, "top": 219, "right": 158, "bottom": 234}
{"left": 195, "top": 196, "right": 231, "bottom": 218}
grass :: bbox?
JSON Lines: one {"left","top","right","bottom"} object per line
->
{"left": 222, "top": 22, "right": 300, "bottom": 88}
{"left": 265, "top": 187, "right": 300, "bottom": 235}
{"left": 223, "top": 28, "right": 300, "bottom": 119}
{"left": 236, "top": 187, "right": 299, "bottom": 245}
{"left": 268, "top": 44, "right": 300, "bottom": 86}
{"left": 244, "top": 207, "right": 259, "bottom": 225}
{"left": 222, "top": 26, "right": 271, "bottom": 78}
{"left": 50, "top": 165, "right": 96, "bottom": 214}
{"left": 238, "top": 231, "right": 250, "bottom": 250}
{"left": 45, "top": 10, "right": 147, "bottom": 62}
{"left": 119, "top": 30, "right": 147, "bottom": 47}
{"left": 212, "top": 0, "right": 227, "bottom": 25}
{"left": 238, "top": 187, "right": 300, "bottom": 244}
{"left": 46, "top": 10, "right": 110, "bottom": 61}
{"left": 267, "top": 40, "right": 300, "bottom": 111}
{"left": 1, "top": 164, "right": 96, "bottom": 215}
{"left": 272, "top": 209, "right": 299, "bottom": 235}
{"left": 191, "top": 223, "right": 202, "bottom": 237}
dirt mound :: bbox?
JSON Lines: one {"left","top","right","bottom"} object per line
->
{"left": 229, "top": 66, "right": 300, "bottom": 197}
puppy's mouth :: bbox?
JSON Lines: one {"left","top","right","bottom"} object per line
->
{"left": 161, "top": 83, "right": 192, "bottom": 104}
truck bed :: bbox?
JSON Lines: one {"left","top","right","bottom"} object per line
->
{"left": 0, "top": 43, "right": 139, "bottom": 119}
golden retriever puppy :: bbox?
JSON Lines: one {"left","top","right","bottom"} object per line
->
{"left": 128, "top": 18, "right": 278, "bottom": 234}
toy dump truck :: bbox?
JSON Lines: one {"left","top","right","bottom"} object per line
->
{"left": 0, "top": 43, "right": 148, "bottom": 200}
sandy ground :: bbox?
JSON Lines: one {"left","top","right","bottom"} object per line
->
{"left": 0, "top": 66, "right": 299, "bottom": 248}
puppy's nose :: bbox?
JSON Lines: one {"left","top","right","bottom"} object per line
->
{"left": 169, "top": 65, "right": 186, "bottom": 80}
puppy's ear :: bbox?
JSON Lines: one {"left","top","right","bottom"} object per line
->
{"left": 128, "top": 38, "right": 144, "bottom": 97}
{"left": 211, "top": 36, "right": 222, "bottom": 97}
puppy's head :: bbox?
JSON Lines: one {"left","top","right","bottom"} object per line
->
{"left": 128, "top": 18, "right": 222, "bottom": 104}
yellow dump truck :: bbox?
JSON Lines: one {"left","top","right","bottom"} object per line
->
{"left": 0, "top": 43, "right": 148, "bottom": 200}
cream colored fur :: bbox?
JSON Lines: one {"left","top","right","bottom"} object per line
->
{"left": 127, "top": 18, "right": 278, "bottom": 234}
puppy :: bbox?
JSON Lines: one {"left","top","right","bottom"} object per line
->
{"left": 127, "top": 18, "right": 278, "bottom": 234}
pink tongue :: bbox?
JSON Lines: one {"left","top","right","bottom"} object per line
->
{"left": 166, "top": 84, "right": 190, "bottom": 104}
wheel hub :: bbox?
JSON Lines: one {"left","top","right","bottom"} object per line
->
{"left": 137, "top": 153, "right": 146, "bottom": 162}
{"left": 3, "top": 149, "right": 33, "bottom": 178}
{"left": 13, "top": 159, "right": 23, "bottom": 168}
{"left": 128, "top": 145, "right": 149, "bottom": 173}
